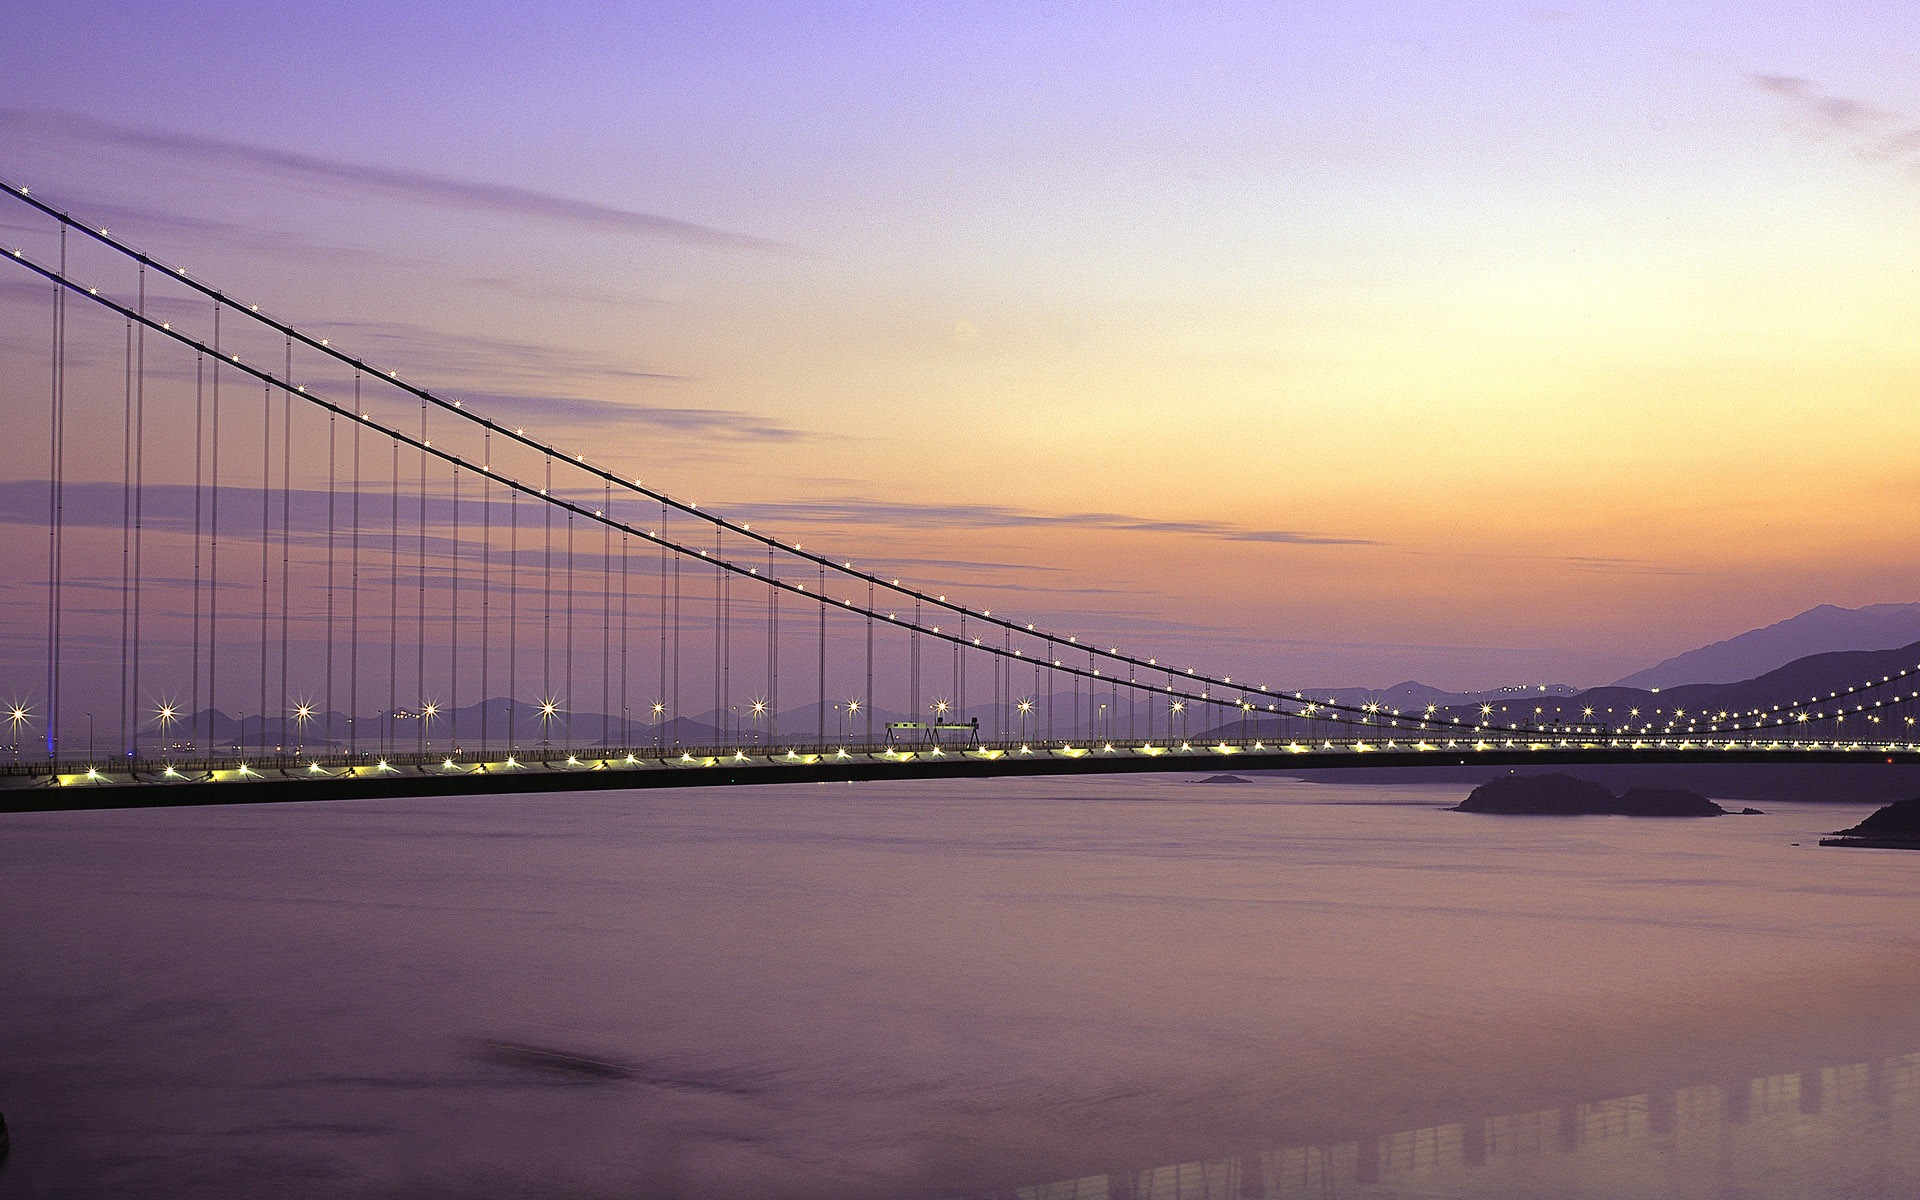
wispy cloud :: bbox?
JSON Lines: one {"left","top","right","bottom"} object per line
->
{"left": 5, "top": 194, "right": 393, "bottom": 266}
{"left": 725, "top": 498, "right": 1379, "bottom": 545}
{"left": 1749, "top": 74, "right": 1920, "bottom": 165}
{"left": 2, "top": 195, "right": 665, "bottom": 310}
{"left": 440, "top": 389, "right": 803, "bottom": 442}
{"left": 300, "top": 320, "right": 686, "bottom": 388}
{"left": 0, "top": 109, "right": 787, "bottom": 252}
{"left": 1415, "top": 547, "right": 1706, "bottom": 577}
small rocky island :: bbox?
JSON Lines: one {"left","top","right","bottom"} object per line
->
{"left": 1453, "top": 773, "right": 1733, "bottom": 817}
{"left": 1821, "top": 797, "right": 1920, "bottom": 849}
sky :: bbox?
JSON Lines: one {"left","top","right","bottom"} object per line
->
{"left": 2, "top": 1, "right": 1918, "bottom": 693}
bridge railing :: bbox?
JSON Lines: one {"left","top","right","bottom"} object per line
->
{"left": 7, "top": 734, "right": 1919, "bottom": 789}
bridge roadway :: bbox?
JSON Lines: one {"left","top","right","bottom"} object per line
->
{"left": 2, "top": 736, "right": 1918, "bottom": 813}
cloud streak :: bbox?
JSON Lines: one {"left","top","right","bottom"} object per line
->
{"left": 440, "top": 389, "right": 804, "bottom": 442}
{"left": 1749, "top": 74, "right": 1920, "bottom": 165}
{"left": 300, "top": 320, "right": 687, "bottom": 388}
{"left": 0, "top": 109, "right": 786, "bottom": 252}
{"left": 725, "top": 498, "right": 1379, "bottom": 545}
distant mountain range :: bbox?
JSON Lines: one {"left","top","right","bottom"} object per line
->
{"left": 1184, "top": 604, "right": 1920, "bottom": 742}
{"left": 137, "top": 602, "right": 1920, "bottom": 755}
{"left": 1611, "top": 603, "right": 1920, "bottom": 690}
{"left": 1297, "top": 602, "right": 1920, "bottom": 720}
{"left": 1438, "top": 638, "right": 1920, "bottom": 732}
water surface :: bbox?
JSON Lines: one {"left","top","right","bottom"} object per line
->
{"left": 0, "top": 775, "right": 1914, "bottom": 1197}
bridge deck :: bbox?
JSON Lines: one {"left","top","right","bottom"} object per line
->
{"left": 4, "top": 737, "right": 1917, "bottom": 813}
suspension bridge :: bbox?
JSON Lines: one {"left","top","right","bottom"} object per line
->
{"left": 3, "top": 178, "right": 1919, "bottom": 812}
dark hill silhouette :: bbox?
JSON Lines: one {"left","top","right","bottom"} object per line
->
{"left": 1438, "top": 638, "right": 1920, "bottom": 732}
{"left": 1613, "top": 602, "right": 1920, "bottom": 690}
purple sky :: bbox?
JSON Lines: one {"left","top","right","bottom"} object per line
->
{"left": 3, "top": 1, "right": 1919, "bottom": 697}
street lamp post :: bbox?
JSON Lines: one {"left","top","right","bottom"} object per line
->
{"left": 156, "top": 703, "right": 179, "bottom": 757}
{"left": 539, "top": 698, "right": 559, "bottom": 750}
{"left": 293, "top": 703, "right": 314, "bottom": 755}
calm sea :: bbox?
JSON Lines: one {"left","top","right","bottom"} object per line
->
{"left": 0, "top": 775, "right": 1914, "bottom": 1198}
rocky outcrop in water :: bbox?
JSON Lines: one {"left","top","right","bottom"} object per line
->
{"left": 1821, "top": 797, "right": 1920, "bottom": 849}
{"left": 1453, "top": 774, "right": 1726, "bottom": 817}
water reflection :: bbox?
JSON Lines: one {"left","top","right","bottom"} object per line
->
{"left": 990, "top": 1051, "right": 1920, "bottom": 1199}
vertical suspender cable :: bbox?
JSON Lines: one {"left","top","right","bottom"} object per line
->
{"left": 280, "top": 337, "right": 292, "bottom": 749}
{"left": 480, "top": 430, "right": 490, "bottom": 751}
{"left": 1129, "top": 668, "right": 1136, "bottom": 742}
{"left": 131, "top": 265, "right": 146, "bottom": 755}
{"left": 349, "top": 373, "right": 361, "bottom": 756}
{"left": 259, "top": 378, "right": 271, "bottom": 754}
{"left": 1090, "top": 649, "right": 1097, "bottom": 741}
{"left": 865, "top": 580, "right": 874, "bottom": 742}
{"left": 565, "top": 508, "right": 575, "bottom": 735}
{"left": 325, "top": 402, "right": 336, "bottom": 751}
{"left": 191, "top": 351, "right": 204, "bottom": 754}
{"left": 657, "top": 503, "right": 667, "bottom": 742}
{"left": 207, "top": 304, "right": 221, "bottom": 752}
{"left": 602, "top": 481, "right": 611, "bottom": 747}
{"left": 542, "top": 454, "right": 552, "bottom": 723}
{"left": 1006, "top": 625, "right": 1021, "bottom": 741}
{"left": 120, "top": 304, "right": 133, "bottom": 753}
{"left": 1038, "top": 655, "right": 1047, "bottom": 742}
{"left": 620, "top": 511, "right": 629, "bottom": 749}
{"left": 958, "top": 616, "right": 966, "bottom": 726}
{"left": 45, "top": 224, "right": 66, "bottom": 758}
{"left": 507, "top": 481, "right": 518, "bottom": 749}
{"left": 671, "top": 515, "right": 681, "bottom": 746}
{"left": 450, "top": 463, "right": 460, "bottom": 751}
{"left": 1071, "top": 655, "right": 1080, "bottom": 743}
{"left": 815, "top": 561, "right": 825, "bottom": 743}
{"left": 417, "top": 398, "right": 428, "bottom": 751}
{"left": 760, "top": 549, "right": 768, "bottom": 744}
{"left": 388, "top": 439, "right": 400, "bottom": 754}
